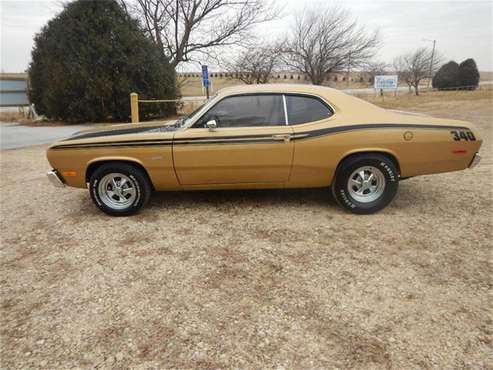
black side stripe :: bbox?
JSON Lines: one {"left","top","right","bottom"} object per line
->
{"left": 51, "top": 140, "right": 172, "bottom": 149}
{"left": 63, "top": 126, "right": 168, "bottom": 141}
{"left": 51, "top": 123, "right": 471, "bottom": 149}
{"left": 174, "top": 123, "right": 470, "bottom": 143}
{"left": 294, "top": 123, "right": 470, "bottom": 140}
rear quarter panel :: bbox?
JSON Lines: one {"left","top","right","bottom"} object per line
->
{"left": 287, "top": 114, "right": 482, "bottom": 188}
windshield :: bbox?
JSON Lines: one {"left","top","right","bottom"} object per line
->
{"left": 174, "top": 98, "right": 212, "bottom": 128}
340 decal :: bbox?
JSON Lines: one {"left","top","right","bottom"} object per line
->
{"left": 450, "top": 130, "right": 476, "bottom": 141}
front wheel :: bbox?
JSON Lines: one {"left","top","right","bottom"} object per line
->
{"left": 89, "top": 163, "right": 152, "bottom": 216}
{"left": 331, "top": 154, "right": 399, "bottom": 214}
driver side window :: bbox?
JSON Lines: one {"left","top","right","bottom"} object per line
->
{"left": 195, "top": 94, "right": 285, "bottom": 128}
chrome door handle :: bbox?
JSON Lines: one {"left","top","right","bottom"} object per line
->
{"left": 272, "top": 134, "right": 291, "bottom": 142}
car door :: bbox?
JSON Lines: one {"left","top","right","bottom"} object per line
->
{"left": 285, "top": 94, "right": 336, "bottom": 187}
{"left": 173, "top": 94, "right": 294, "bottom": 185}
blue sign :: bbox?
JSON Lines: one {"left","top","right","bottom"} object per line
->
{"left": 201, "top": 65, "right": 209, "bottom": 87}
{"left": 374, "top": 75, "right": 398, "bottom": 90}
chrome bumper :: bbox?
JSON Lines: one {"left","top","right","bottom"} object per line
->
{"left": 47, "top": 170, "right": 65, "bottom": 187}
{"left": 469, "top": 152, "right": 481, "bottom": 169}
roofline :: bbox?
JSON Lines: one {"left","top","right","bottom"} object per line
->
{"left": 216, "top": 83, "right": 342, "bottom": 95}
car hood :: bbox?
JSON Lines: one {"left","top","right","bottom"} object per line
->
{"left": 64, "top": 120, "right": 177, "bottom": 142}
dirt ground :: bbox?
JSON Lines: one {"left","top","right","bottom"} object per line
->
{"left": 1, "top": 96, "right": 492, "bottom": 369}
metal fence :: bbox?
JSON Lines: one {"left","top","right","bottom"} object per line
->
{"left": 129, "top": 92, "right": 204, "bottom": 123}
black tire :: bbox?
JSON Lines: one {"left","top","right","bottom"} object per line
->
{"left": 89, "top": 162, "right": 152, "bottom": 216}
{"left": 331, "top": 154, "right": 399, "bottom": 214}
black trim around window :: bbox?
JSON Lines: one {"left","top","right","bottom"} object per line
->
{"left": 284, "top": 93, "right": 335, "bottom": 125}
{"left": 191, "top": 92, "right": 336, "bottom": 129}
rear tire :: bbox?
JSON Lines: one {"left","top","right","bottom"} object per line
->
{"left": 331, "top": 154, "right": 399, "bottom": 214}
{"left": 89, "top": 163, "right": 151, "bottom": 216}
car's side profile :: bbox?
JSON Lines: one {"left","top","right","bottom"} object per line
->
{"left": 46, "top": 84, "right": 482, "bottom": 215}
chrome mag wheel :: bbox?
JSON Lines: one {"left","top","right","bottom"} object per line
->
{"left": 97, "top": 173, "right": 137, "bottom": 210}
{"left": 347, "top": 166, "right": 386, "bottom": 203}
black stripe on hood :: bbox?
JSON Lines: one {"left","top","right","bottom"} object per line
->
{"left": 63, "top": 125, "right": 176, "bottom": 141}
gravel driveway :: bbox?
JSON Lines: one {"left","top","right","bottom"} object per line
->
{"left": 1, "top": 98, "right": 492, "bottom": 369}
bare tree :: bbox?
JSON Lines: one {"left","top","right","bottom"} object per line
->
{"left": 121, "top": 0, "right": 277, "bottom": 68}
{"left": 284, "top": 5, "right": 379, "bottom": 85}
{"left": 393, "top": 47, "right": 441, "bottom": 95}
{"left": 365, "top": 60, "right": 389, "bottom": 85}
{"left": 224, "top": 43, "right": 284, "bottom": 84}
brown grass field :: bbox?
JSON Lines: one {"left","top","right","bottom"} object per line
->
{"left": 361, "top": 88, "right": 493, "bottom": 109}
{"left": 0, "top": 91, "right": 492, "bottom": 369}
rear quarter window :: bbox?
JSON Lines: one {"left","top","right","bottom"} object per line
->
{"left": 286, "top": 95, "right": 333, "bottom": 125}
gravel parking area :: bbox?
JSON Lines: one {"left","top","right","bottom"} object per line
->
{"left": 1, "top": 98, "right": 492, "bottom": 369}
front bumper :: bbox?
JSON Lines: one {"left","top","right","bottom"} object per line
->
{"left": 469, "top": 152, "right": 481, "bottom": 169}
{"left": 47, "top": 170, "right": 65, "bottom": 187}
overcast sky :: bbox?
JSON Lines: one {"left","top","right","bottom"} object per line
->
{"left": 1, "top": 0, "right": 492, "bottom": 73}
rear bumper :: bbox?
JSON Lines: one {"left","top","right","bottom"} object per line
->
{"left": 47, "top": 170, "right": 65, "bottom": 187}
{"left": 469, "top": 152, "right": 481, "bottom": 169}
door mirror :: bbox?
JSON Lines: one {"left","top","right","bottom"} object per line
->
{"left": 206, "top": 119, "right": 217, "bottom": 131}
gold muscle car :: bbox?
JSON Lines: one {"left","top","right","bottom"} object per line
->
{"left": 46, "top": 84, "right": 482, "bottom": 216}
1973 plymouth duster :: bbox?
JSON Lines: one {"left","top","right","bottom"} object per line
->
{"left": 46, "top": 84, "right": 482, "bottom": 216}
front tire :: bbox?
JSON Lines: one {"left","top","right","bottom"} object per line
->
{"left": 331, "top": 154, "right": 399, "bottom": 214}
{"left": 89, "top": 163, "right": 151, "bottom": 216}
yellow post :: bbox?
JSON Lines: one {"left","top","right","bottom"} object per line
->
{"left": 130, "top": 92, "right": 139, "bottom": 123}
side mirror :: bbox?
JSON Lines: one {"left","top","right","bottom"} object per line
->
{"left": 206, "top": 119, "right": 217, "bottom": 131}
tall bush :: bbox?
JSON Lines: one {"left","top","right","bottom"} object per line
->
{"left": 432, "top": 61, "right": 460, "bottom": 90}
{"left": 458, "top": 58, "right": 480, "bottom": 90}
{"left": 433, "top": 58, "right": 480, "bottom": 90}
{"left": 29, "top": 0, "right": 176, "bottom": 123}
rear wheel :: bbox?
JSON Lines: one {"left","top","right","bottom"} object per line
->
{"left": 89, "top": 163, "right": 151, "bottom": 216}
{"left": 331, "top": 154, "right": 399, "bottom": 214}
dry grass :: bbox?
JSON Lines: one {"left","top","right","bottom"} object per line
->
{"left": 358, "top": 88, "right": 493, "bottom": 110}
{"left": 0, "top": 95, "right": 492, "bottom": 369}
{"left": 0, "top": 111, "right": 29, "bottom": 123}
{"left": 480, "top": 71, "right": 493, "bottom": 81}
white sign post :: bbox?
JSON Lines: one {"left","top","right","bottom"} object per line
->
{"left": 374, "top": 75, "right": 398, "bottom": 96}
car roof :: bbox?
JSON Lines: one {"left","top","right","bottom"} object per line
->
{"left": 218, "top": 83, "right": 338, "bottom": 95}
{"left": 216, "top": 83, "right": 384, "bottom": 114}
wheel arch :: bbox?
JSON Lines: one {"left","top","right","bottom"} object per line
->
{"left": 85, "top": 157, "right": 154, "bottom": 189}
{"left": 335, "top": 149, "right": 401, "bottom": 177}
